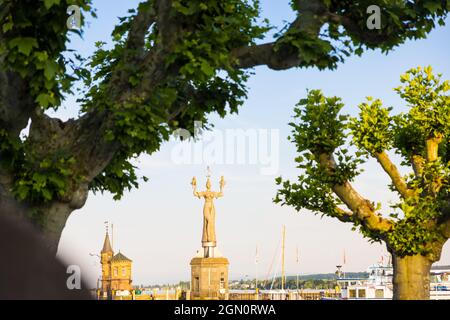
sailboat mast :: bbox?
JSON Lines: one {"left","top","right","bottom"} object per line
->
{"left": 255, "top": 245, "right": 259, "bottom": 291}
{"left": 296, "top": 246, "right": 299, "bottom": 290}
{"left": 281, "top": 225, "right": 286, "bottom": 290}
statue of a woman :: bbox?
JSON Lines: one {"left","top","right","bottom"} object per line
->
{"left": 191, "top": 176, "right": 225, "bottom": 246}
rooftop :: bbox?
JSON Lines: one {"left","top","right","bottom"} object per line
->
{"left": 101, "top": 232, "right": 113, "bottom": 253}
{"left": 111, "top": 252, "right": 132, "bottom": 262}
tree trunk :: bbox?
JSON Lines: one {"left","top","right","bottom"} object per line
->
{"left": 392, "top": 254, "right": 432, "bottom": 300}
{"left": 0, "top": 182, "right": 88, "bottom": 256}
{"left": 38, "top": 202, "right": 77, "bottom": 255}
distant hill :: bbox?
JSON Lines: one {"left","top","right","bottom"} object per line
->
{"left": 135, "top": 273, "right": 370, "bottom": 288}
{"left": 286, "top": 272, "right": 369, "bottom": 281}
{"left": 228, "top": 272, "right": 371, "bottom": 290}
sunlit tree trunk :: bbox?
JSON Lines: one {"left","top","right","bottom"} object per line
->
{"left": 392, "top": 254, "right": 432, "bottom": 300}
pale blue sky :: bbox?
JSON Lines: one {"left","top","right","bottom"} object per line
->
{"left": 56, "top": 1, "right": 450, "bottom": 287}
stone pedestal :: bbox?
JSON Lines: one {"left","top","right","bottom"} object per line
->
{"left": 190, "top": 256, "right": 229, "bottom": 300}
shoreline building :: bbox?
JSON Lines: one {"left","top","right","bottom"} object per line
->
{"left": 100, "top": 230, "right": 133, "bottom": 299}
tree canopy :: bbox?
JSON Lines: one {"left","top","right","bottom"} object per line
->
{"left": 275, "top": 66, "right": 450, "bottom": 266}
{"left": 1, "top": 1, "right": 450, "bottom": 249}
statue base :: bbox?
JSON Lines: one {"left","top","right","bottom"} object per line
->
{"left": 190, "top": 254, "right": 229, "bottom": 300}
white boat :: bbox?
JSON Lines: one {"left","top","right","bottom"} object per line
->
{"left": 430, "top": 265, "right": 450, "bottom": 300}
{"left": 337, "top": 262, "right": 450, "bottom": 300}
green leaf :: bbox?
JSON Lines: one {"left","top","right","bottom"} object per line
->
{"left": 43, "top": 0, "right": 61, "bottom": 9}
{"left": 36, "top": 93, "right": 53, "bottom": 108}
{"left": 424, "top": 2, "right": 441, "bottom": 12}
{"left": 9, "top": 37, "right": 38, "bottom": 56}
{"left": 200, "top": 60, "right": 215, "bottom": 77}
{"left": 44, "top": 61, "right": 59, "bottom": 80}
{"left": 2, "top": 21, "right": 13, "bottom": 33}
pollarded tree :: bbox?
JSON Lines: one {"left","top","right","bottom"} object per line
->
{"left": 0, "top": 1, "right": 449, "bottom": 254}
{"left": 275, "top": 66, "right": 450, "bottom": 300}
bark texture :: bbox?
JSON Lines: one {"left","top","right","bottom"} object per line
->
{"left": 392, "top": 254, "right": 432, "bottom": 300}
{"left": 0, "top": 177, "right": 88, "bottom": 255}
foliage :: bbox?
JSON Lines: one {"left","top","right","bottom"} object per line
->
{"left": 0, "top": 0, "right": 265, "bottom": 202}
{"left": 274, "top": 0, "right": 450, "bottom": 70}
{"left": 0, "top": 1, "right": 449, "bottom": 215}
{"left": 275, "top": 90, "right": 364, "bottom": 220}
{"left": 276, "top": 66, "right": 450, "bottom": 258}
{"left": 0, "top": 0, "right": 95, "bottom": 108}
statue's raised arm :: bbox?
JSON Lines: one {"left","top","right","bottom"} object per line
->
{"left": 215, "top": 176, "right": 225, "bottom": 198}
{"left": 191, "top": 177, "right": 202, "bottom": 198}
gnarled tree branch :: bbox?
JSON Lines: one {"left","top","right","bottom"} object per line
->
{"left": 329, "top": 206, "right": 355, "bottom": 224}
{"left": 0, "top": 71, "right": 35, "bottom": 136}
{"left": 60, "top": 0, "right": 181, "bottom": 180}
{"left": 411, "top": 154, "right": 425, "bottom": 177}
{"left": 233, "top": 0, "right": 328, "bottom": 70}
{"left": 426, "top": 135, "right": 442, "bottom": 162}
{"left": 375, "top": 151, "right": 413, "bottom": 198}
{"left": 318, "top": 153, "right": 393, "bottom": 234}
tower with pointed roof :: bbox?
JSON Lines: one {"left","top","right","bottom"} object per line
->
{"left": 99, "top": 228, "right": 133, "bottom": 299}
